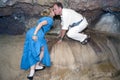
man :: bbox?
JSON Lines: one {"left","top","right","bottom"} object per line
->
{"left": 53, "top": 2, "right": 90, "bottom": 45}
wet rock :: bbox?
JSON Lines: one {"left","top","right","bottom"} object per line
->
{"left": 0, "top": 15, "right": 25, "bottom": 35}
{"left": 51, "top": 39, "right": 99, "bottom": 70}
{"left": 65, "top": 0, "right": 120, "bottom": 11}
{"left": 94, "top": 13, "right": 120, "bottom": 34}
{"left": 0, "top": 7, "right": 13, "bottom": 16}
{"left": 13, "top": 2, "right": 44, "bottom": 16}
{"left": 0, "top": 31, "right": 120, "bottom": 80}
{"left": 0, "top": 0, "right": 120, "bottom": 35}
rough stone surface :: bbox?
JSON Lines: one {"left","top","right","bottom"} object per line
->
{"left": 0, "top": 31, "right": 120, "bottom": 80}
{"left": 0, "top": 0, "right": 120, "bottom": 35}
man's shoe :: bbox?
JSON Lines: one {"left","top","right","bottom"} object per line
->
{"left": 35, "top": 66, "right": 46, "bottom": 72}
{"left": 81, "top": 35, "right": 90, "bottom": 45}
{"left": 81, "top": 39, "right": 88, "bottom": 45}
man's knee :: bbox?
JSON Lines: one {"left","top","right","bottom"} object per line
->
{"left": 66, "top": 31, "right": 74, "bottom": 38}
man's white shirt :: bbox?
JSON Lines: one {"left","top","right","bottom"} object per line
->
{"left": 61, "top": 8, "right": 84, "bottom": 30}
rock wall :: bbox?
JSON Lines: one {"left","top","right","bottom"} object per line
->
{"left": 0, "top": 0, "right": 120, "bottom": 35}
{"left": 94, "top": 12, "right": 120, "bottom": 34}
{"left": 0, "top": 32, "right": 120, "bottom": 80}
{"left": 0, "top": 1, "right": 120, "bottom": 80}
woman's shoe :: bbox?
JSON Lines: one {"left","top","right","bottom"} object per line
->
{"left": 35, "top": 66, "right": 46, "bottom": 72}
{"left": 27, "top": 76, "right": 33, "bottom": 80}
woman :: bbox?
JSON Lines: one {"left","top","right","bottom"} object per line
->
{"left": 20, "top": 8, "right": 55, "bottom": 79}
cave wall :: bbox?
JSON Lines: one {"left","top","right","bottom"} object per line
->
{"left": 0, "top": 0, "right": 120, "bottom": 35}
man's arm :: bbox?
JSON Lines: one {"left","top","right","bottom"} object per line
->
{"left": 59, "top": 29, "right": 66, "bottom": 40}
{"left": 57, "top": 29, "right": 67, "bottom": 43}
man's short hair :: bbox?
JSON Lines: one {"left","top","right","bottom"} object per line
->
{"left": 53, "top": 2, "right": 63, "bottom": 8}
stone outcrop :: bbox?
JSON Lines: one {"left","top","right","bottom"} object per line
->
{"left": 94, "top": 12, "right": 120, "bottom": 34}
{"left": 0, "top": 0, "right": 120, "bottom": 80}
{"left": 1, "top": 31, "right": 120, "bottom": 80}
{"left": 0, "top": 0, "right": 120, "bottom": 34}
{"left": 50, "top": 30, "right": 120, "bottom": 70}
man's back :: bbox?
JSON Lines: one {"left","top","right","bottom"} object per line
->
{"left": 62, "top": 8, "right": 83, "bottom": 23}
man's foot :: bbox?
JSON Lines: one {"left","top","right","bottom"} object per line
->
{"left": 35, "top": 66, "right": 46, "bottom": 72}
{"left": 81, "top": 35, "right": 90, "bottom": 45}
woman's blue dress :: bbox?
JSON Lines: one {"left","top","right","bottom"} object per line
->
{"left": 20, "top": 16, "right": 53, "bottom": 70}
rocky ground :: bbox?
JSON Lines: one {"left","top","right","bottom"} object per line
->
{"left": 0, "top": 33, "right": 120, "bottom": 80}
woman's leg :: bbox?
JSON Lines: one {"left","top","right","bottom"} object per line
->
{"left": 35, "top": 46, "right": 45, "bottom": 69}
{"left": 40, "top": 46, "right": 44, "bottom": 61}
{"left": 28, "top": 46, "right": 45, "bottom": 79}
{"left": 28, "top": 65, "right": 35, "bottom": 77}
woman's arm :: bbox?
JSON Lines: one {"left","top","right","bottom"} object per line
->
{"left": 34, "top": 20, "right": 47, "bottom": 35}
{"left": 32, "top": 20, "right": 47, "bottom": 41}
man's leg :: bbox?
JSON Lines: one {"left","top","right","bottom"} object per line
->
{"left": 66, "top": 19, "right": 89, "bottom": 43}
{"left": 67, "top": 29, "right": 87, "bottom": 42}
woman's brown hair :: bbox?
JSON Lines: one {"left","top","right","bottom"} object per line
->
{"left": 41, "top": 8, "right": 51, "bottom": 16}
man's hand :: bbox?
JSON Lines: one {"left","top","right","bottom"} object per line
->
{"left": 57, "top": 37, "right": 63, "bottom": 43}
{"left": 57, "top": 39, "right": 62, "bottom": 44}
{"left": 56, "top": 29, "right": 66, "bottom": 44}
{"left": 57, "top": 34, "right": 61, "bottom": 39}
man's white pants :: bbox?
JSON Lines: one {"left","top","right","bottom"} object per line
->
{"left": 66, "top": 18, "right": 88, "bottom": 42}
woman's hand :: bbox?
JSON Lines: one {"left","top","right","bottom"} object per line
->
{"left": 32, "top": 35, "right": 38, "bottom": 41}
